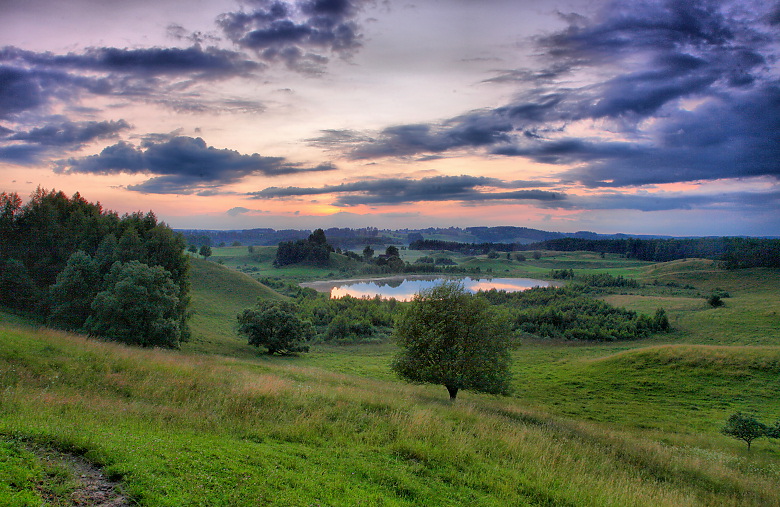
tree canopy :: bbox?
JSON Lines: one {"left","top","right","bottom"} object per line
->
{"left": 86, "top": 261, "right": 183, "bottom": 348}
{"left": 391, "top": 282, "right": 512, "bottom": 400}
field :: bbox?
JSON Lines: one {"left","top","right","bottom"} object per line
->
{"left": 1, "top": 248, "right": 779, "bottom": 505}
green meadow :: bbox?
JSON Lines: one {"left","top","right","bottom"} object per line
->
{"left": 2, "top": 248, "right": 779, "bottom": 505}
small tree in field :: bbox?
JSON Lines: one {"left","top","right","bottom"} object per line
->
{"left": 391, "top": 282, "right": 512, "bottom": 400}
{"left": 199, "top": 245, "right": 212, "bottom": 259}
{"left": 237, "top": 300, "right": 311, "bottom": 355}
{"left": 722, "top": 412, "right": 767, "bottom": 450}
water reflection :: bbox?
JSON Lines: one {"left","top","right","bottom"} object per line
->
{"left": 321, "top": 276, "right": 550, "bottom": 301}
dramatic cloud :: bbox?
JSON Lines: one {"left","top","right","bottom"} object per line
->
{"left": 249, "top": 175, "right": 564, "bottom": 206}
{"left": 7, "top": 119, "right": 130, "bottom": 147}
{"left": 0, "top": 119, "right": 131, "bottom": 164}
{"left": 0, "top": 44, "right": 264, "bottom": 122}
{"left": 342, "top": 0, "right": 780, "bottom": 188}
{"left": 56, "top": 136, "right": 336, "bottom": 195}
{"left": 349, "top": 114, "right": 514, "bottom": 159}
{"left": 0, "top": 65, "right": 88, "bottom": 119}
{"left": 218, "top": 0, "right": 367, "bottom": 73}
{"left": 0, "top": 45, "right": 261, "bottom": 80}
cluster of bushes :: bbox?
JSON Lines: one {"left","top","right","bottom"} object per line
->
{"left": 237, "top": 294, "right": 397, "bottom": 353}
{"left": 0, "top": 189, "right": 190, "bottom": 347}
{"left": 299, "top": 295, "right": 397, "bottom": 343}
{"left": 579, "top": 273, "right": 640, "bottom": 288}
{"left": 480, "top": 286, "right": 670, "bottom": 341}
{"left": 550, "top": 269, "right": 575, "bottom": 280}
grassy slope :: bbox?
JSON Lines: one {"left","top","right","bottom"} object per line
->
{"left": 2, "top": 325, "right": 779, "bottom": 506}
{"left": 2, "top": 254, "right": 780, "bottom": 505}
{"left": 185, "top": 258, "right": 285, "bottom": 356}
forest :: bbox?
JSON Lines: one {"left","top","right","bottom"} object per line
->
{"left": 0, "top": 189, "right": 190, "bottom": 347}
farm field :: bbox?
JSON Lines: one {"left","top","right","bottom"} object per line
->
{"left": 1, "top": 249, "right": 779, "bottom": 505}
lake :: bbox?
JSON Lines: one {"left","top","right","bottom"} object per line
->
{"left": 300, "top": 275, "right": 551, "bottom": 301}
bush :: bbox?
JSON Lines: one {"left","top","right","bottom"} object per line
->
{"left": 480, "top": 286, "right": 671, "bottom": 341}
{"left": 237, "top": 300, "right": 311, "bottom": 355}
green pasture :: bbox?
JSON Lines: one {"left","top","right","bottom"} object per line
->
{"left": 2, "top": 251, "right": 779, "bottom": 505}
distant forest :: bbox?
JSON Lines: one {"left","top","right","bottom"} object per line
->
{"left": 178, "top": 225, "right": 679, "bottom": 250}
{"left": 179, "top": 225, "right": 779, "bottom": 269}
{"left": 409, "top": 237, "right": 780, "bottom": 269}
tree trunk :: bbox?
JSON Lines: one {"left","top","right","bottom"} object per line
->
{"left": 446, "top": 385, "right": 458, "bottom": 400}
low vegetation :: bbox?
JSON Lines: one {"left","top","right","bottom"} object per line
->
{"left": 3, "top": 323, "right": 780, "bottom": 505}
{"left": 482, "top": 285, "right": 670, "bottom": 341}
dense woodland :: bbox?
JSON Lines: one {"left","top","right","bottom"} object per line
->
{"left": 0, "top": 189, "right": 190, "bottom": 347}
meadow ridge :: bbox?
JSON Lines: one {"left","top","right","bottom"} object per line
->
{"left": 1, "top": 248, "right": 779, "bottom": 505}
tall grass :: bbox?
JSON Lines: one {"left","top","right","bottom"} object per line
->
{"left": 2, "top": 324, "right": 779, "bottom": 506}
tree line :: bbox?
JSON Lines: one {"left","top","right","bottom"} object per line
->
{"left": 526, "top": 237, "right": 780, "bottom": 268}
{"left": 0, "top": 189, "right": 190, "bottom": 347}
{"left": 409, "top": 236, "right": 780, "bottom": 268}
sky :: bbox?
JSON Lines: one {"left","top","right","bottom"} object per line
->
{"left": 1, "top": 0, "right": 779, "bottom": 236}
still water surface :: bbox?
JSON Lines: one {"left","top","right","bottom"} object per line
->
{"left": 300, "top": 276, "right": 551, "bottom": 302}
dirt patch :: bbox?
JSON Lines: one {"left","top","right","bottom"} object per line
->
{"left": 32, "top": 445, "right": 131, "bottom": 506}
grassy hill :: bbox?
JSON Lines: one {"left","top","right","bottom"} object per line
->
{"left": 185, "top": 258, "right": 285, "bottom": 356}
{"left": 1, "top": 255, "right": 779, "bottom": 505}
{"left": 2, "top": 323, "right": 780, "bottom": 506}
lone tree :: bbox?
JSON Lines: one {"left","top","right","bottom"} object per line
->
{"left": 722, "top": 412, "right": 767, "bottom": 450}
{"left": 391, "top": 282, "right": 512, "bottom": 400}
{"left": 199, "top": 245, "right": 212, "bottom": 259}
{"left": 237, "top": 300, "right": 312, "bottom": 355}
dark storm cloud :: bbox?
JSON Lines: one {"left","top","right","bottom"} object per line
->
{"left": 0, "top": 119, "right": 131, "bottom": 164}
{"left": 217, "top": 0, "right": 367, "bottom": 73}
{"left": 249, "top": 175, "right": 564, "bottom": 206}
{"left": 349, "top": 114, "right": 514, "bottom": 159}
{"left": 0, "top": 143, "right": 47, "bottom": 164}
{"left": 565, "top": 84, "right": 780, "bottom": 187}
{"left": 8, "top": 119, "right": 130, "bottom": 146}
{"left": 55, "top": 136, "right": 336, "bottom": 194}
{"left": 345, "top": 0, "right": 780, "bottom": 187}
{"left": 771, "top": 3, "right": 780, "bottom": 25}
{"left": 0, "top": 45, "right": 263, "bottom": 121}
{"left": 0, "top": 65, "right": 86, "bottom": 119}
{"left": 0, "top": 45, "right": 261, "bottom": 79}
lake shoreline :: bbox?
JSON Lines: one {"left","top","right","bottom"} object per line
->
{"left": 300, "top": 275, "right": 555, "bottom": 300}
